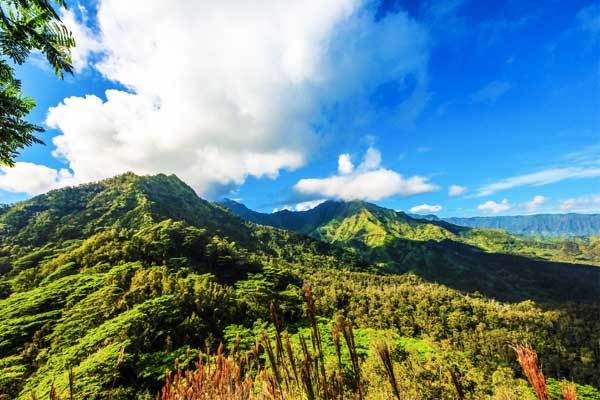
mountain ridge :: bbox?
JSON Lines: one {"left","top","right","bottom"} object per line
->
{"left": 439, "top": 213, "right": 600, "bottom": 236}
{"left": 224, "top": 198, "right": 600, "bottom": 237}
{"left": 219, "top": 199, "right": 465, "bottom": 238}
{"left": 221, "top": 197, "right": 600, "bottom": 303}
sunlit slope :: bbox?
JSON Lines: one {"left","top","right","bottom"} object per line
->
{"left": 223, "top": 199, "right": 600, "bottom": 303}
{"left": 0, "top": 173, "right": 366, "bottom": 398}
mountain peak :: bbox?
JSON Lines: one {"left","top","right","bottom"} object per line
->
{"left": 0, "top": 172, "right": 245, "bottom": 247}
{"left": 221, "top": 198, "right": 460, "bottom": 242}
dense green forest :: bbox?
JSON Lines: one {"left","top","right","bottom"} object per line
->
{"left": 1, "top": 174, "right": 599, "bottom": 399}
{"left": 223, "top": 199, "right": 600, "bottom": 292}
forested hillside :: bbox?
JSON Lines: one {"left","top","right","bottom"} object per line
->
{"left": 1, "top": 174, "right": 599, "bottom": 399}
{"left": 222, "top": 199, "right": 600, "bottom": 302}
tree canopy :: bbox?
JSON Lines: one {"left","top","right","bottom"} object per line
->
{"left": 0, "top": 0, "right": 74, "bottom": 166}
{"left": 0, "top": 173, "right": 599, "bottom": 398}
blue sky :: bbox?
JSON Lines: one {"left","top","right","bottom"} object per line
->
{"left": 1, "top": 0, "right": 598, "bottom": 216}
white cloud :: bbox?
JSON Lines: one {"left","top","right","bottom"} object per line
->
{"left": 32, "top": 0, "right": 430, "bottom": 198}
{"left": 273, "top": 198, "right": 326, "bottom": 212}
{"left": 560, "top": 195, "right": 600, "bottom": 212}
{"left": 471, "top": 80, "right": 511, "bottom": 103}
{"left": 60, "top": 8, "right": 102, "bottom": 72}
{"left": 526, "top": 195, "right": 546, "bottom": 211}
{"left": 477, "top": 167, "right": 600, "bottom": 196}
{"left": 294, "top": 147, "right": 437, "bottom": 201}
{"left": 338, "top": 154, "right": 354, "bottom": 175}
{"left": 478, "top": 198, "right": 511, "bottom": 214}
{"left": 410, "top": 204, "right": 442, "bottom": 213}
{"left": 295, "top": 199, "right": 327, "bottom": 211}
{"left": 448, "top": 184, "right": 466, "bottom": 197}
{"left": 0, "top": 162, "right": 76, "bottom": 195}
{"left": 563, "top": 143, "right": 600, "bottom": 164}
{"left": 358, "top": 147, "right": 382, "bottom": 171}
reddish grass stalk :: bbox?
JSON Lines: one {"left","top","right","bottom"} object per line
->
{"left": 156, "top": 284, "right": 366, "bottom": 400}
{"left": 261, "top": 332, "right": 283, "bottom": 396}
{"left": 562, "top": 381, "right": 576, "bottom": 400}
{"left": 156, "top": 348, "right": 260, "bottom": 400}
{"left": 513, "top": 344, "right": 548, "bottom": 400}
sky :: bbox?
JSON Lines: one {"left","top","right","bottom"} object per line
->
{"left": 0, "top": 0, "right": 599, "bottom": 217}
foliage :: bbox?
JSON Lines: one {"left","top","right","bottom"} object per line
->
{"left": 224, "top": 198, "right": 600, "bottom": 303}
{"left": 0, "top": 173, "right": 599, "bottom": 398}
{"left": 0, "top": 0, "right": 75, "bottom": 165}
{"left": 460, "top": 228, "right": 600, "bottom": 266}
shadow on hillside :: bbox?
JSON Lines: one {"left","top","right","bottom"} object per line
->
{"left": 371, "top": 238, "right": 600, "bottom": 305}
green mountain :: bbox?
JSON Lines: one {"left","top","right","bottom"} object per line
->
{"left": 222, "top": 199, "right": 600, "bottom": 302}
{"left": 1, "top": 175, "right": 599, "bottom": 398}
{"left": 426, "top": 213, "right": 600, "bottom": 237}
{"left": 0, "top": 173, "right": 365, "bottom": 398}
{"left": 220, "top": 199, "right": 463, "bottom": 242}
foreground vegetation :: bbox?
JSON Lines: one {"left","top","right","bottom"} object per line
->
{"left": 0, "top": 174, "right": 599, "bottom": 399}
{"left": 21, "top": 286, "right": 600, "bottom": 400}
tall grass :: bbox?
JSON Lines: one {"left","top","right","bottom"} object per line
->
{"left": 33, "top": 291, "right": 580, "bottom": 399}
{"left": 513, "top": 344, "right": 548, "bottom": 400}
{"left": 513, "top": 344, "right": 578, "bottom": 400}
{"left": 375, "top": 343, "right": 401, "bottom": 400}
{"left": 562, "top": 381, "right": 576, "bottom": 400}
{"left": 156, "top": 345, "right": 259, "bottom": 400}
{"left": 155, "top": 284, "right": 396, "bottom": 400}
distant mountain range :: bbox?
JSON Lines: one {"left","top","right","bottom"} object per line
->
{"left": 410, "top": 213, "right": 600, "bottom": 237}
{"left": 223, "top": 198, "right": 600, "bottom": 237}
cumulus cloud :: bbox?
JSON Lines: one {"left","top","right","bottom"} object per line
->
{"left": 360, "top": 147, "right": 382, "bottom": 171}
{"left": 471, "top": 80, "right": 511, "bottom": 103}
{"left": 526, "top": 195, "right": 546, "bottom": 211}
{"left": 448, "top": 184, "right": 466, "bottom": 197}
{"left": 410, "top": 203, "right": 442, "bottom": 213}
{"left": 294, "top": 147, "right": 437, "bottom": 201}
{"left": 0, "top": 162, "right": 76, "bottom": 195}
{"left": 476, "top": 167, "right": 600, "bottom": 196}
{"left": 9, "top": 0, "right": 431, "bottom": 198}
{"left": 478, "top": 198, "right": 511, "bottom": 214}
{"left": 338, "top": 154, "right": 354, "bottom": 175}
{"left": 60, "top": 7, "right": 102, "bottom": 72}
